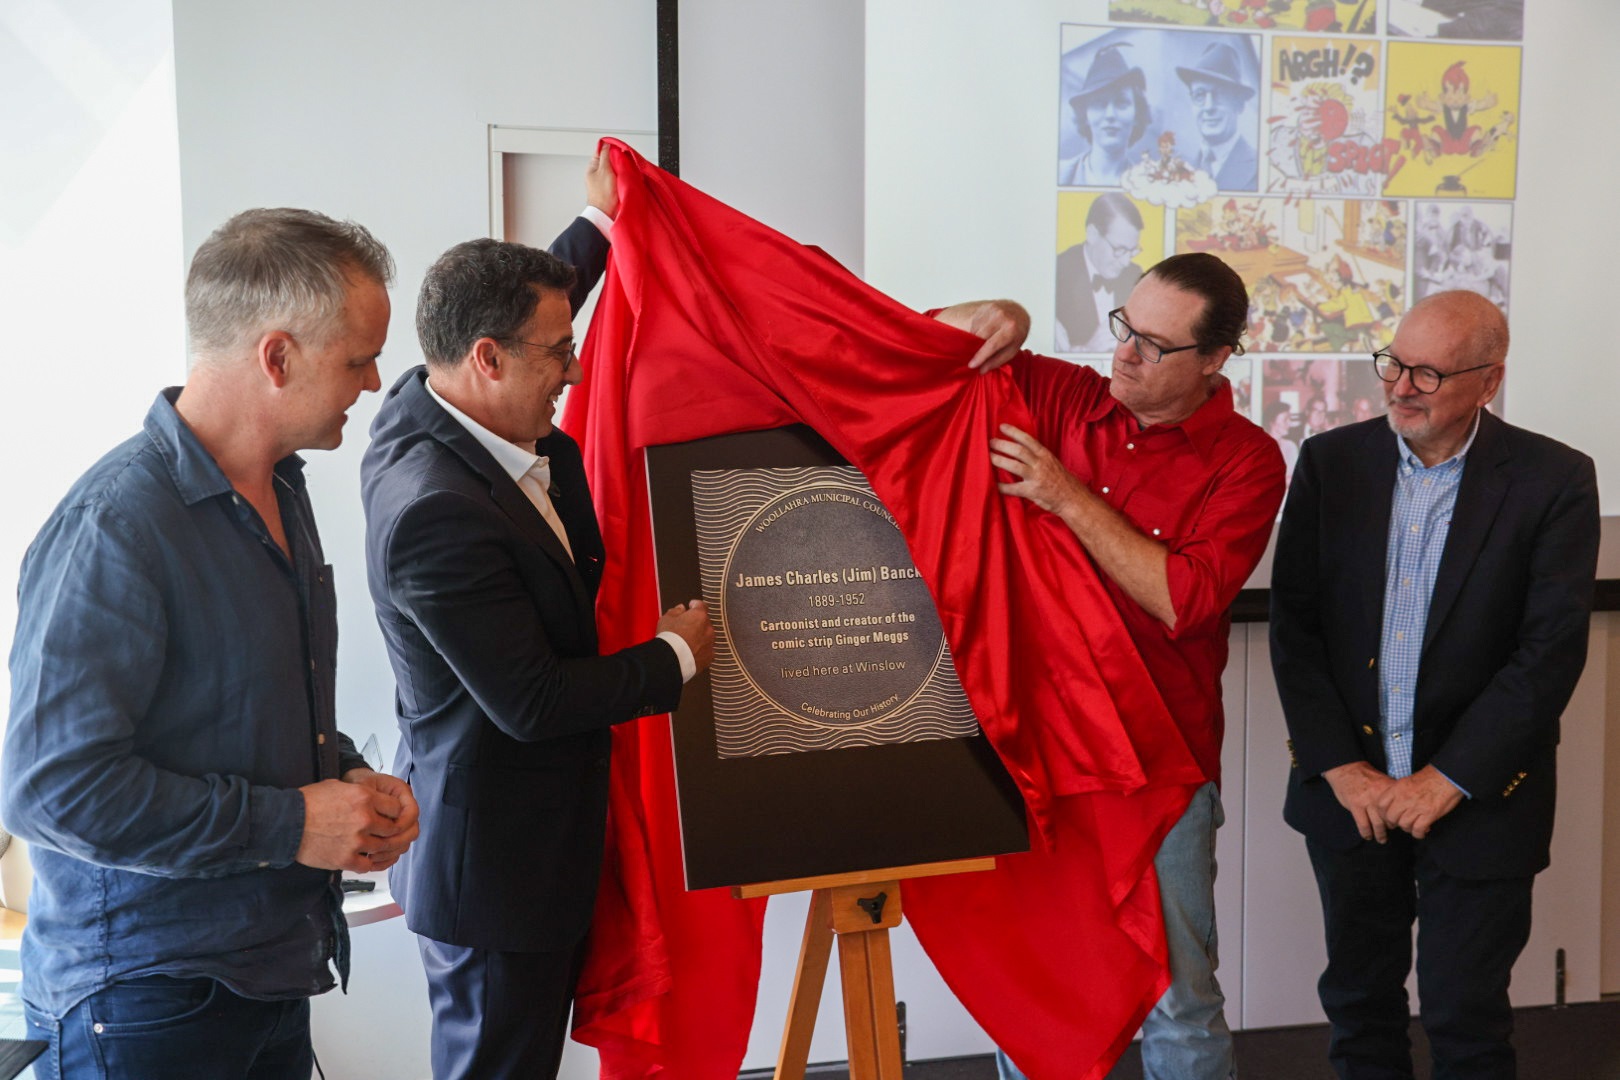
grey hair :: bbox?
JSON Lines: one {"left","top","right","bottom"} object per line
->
{"left": 185, "top": 208, "right": 395, "bottom": 361}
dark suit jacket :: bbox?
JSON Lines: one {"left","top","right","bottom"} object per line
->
{"left": 361, "top": 219, "right": 683, "bottom": 952}
{"left": 1208, "top": 134, "right": 1258, "bottom": 191}
{"left": 1055, "top": 244, "right": 1141, "bottom": 351}
{"left": 1270, "top": 411, "right": 1598, "bottom": 880}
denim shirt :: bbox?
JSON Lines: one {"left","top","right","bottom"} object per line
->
{"left": 2, "top": 390, "right": 364, "bottom": 1019}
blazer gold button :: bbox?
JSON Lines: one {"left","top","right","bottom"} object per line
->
{"left": 1362, "top": 724, "right": 1375, "bottom": 735}
{"left": 1368, "top": 658, "right": 1375, "bottom": 668}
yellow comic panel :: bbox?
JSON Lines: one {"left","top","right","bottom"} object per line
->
{"left": 1109, "top": 0, "right": 1375, "bottom": 34}
{"left": 1054, "top": 192, "right": 1167, "bottom": 353}
{"left": 1383, "top": 42, "right": 1520, "bottom": 199}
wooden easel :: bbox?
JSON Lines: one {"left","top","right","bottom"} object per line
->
{"left": 734, "top": 857, "right": 996, "bottom": 1080}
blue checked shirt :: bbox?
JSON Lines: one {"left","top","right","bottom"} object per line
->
{"left": 1378, "top": 416, "right": 1478, "bottom": 789}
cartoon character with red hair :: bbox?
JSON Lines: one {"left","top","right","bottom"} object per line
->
{"left": 1417, "top": 62, "right": 1499, "bottom": 162}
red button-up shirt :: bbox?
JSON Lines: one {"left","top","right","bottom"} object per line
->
{"left": 1015, "top": 355, "right": 1286, "bottom": 784}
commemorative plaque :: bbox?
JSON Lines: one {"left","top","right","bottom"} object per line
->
{"left": 647, "top": 425, "right": 1028, "bottom": 890}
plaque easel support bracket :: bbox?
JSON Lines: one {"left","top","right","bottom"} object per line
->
{"left": 733, "top": 857, "right": 996, "bottom": 1080}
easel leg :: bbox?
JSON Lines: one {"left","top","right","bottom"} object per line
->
{"left": 836, "top": 924, "right": 904, "bottom": 1080}
{"left": 775, "top": 889, "right": 834, "bottom": 1080}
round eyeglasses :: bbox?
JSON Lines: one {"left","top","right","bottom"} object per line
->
{"left": 1372, "top": 349, "right": 1497, "bottom": 395}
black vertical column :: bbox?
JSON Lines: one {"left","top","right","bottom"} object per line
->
{"left": 657, "top": 0, "right": 679, "bottom": 176}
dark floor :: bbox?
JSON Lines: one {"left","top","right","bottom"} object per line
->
{"left": 747, "top": 999, "right": 1620, "bottom": 1079}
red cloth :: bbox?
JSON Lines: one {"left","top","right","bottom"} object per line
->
{"left": 1013, "top": 358, "right": 1286, "bottom": 784}
{"left": 566, "top": 140, "right": 1206, "bottom": 1080}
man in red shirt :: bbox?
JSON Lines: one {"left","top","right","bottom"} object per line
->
{"left": 937, "top": 253, "right": 1285, "bottom": 1080}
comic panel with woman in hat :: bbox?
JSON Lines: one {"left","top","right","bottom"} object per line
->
{"left": 1059, "top": 26, "right": 1263, "bottom": 198}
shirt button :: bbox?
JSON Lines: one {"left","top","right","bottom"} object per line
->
{"left": 1410, "top": 524, "right": 1419, "bottom": 534}
{"left": 1152, "top": 528, "right": 1161, "bottom": 536}
{"left": 1402, "top": 577, "right": 1411, "bottom": 587}
{"left": 1423, "top": 478, "right": 1432, "bottom": 486}
{"left": 1393, "top": 686, "right": 1401, "bottom": 693}
{"left": 1393, "top": 733, "right": 1403, "bottom": 740}
{"left": 1101, "top": 486, "right": 1110, "bottom": 494}
{"left": 1396, "top": 631, "right": 1404, "bottom": 640}
{"left": 94, "top": 1023, "right": 105, "bottom": 1034}
{"left": 310, "top": 659, "right": 317, "bottom": 673}
{"left": 259, "top": 861, "right": 270, "bottom": 869}
{"left": 1126, "top": 442, "right": 1136, "bottom": 451}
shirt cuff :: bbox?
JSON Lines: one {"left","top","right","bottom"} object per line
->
{"left": 1436, "top": 768, "right": 1472, "bottom": 799}
{"left": 657, "top": 631, "right": 696, "bottom": 683}
{"left": 580, "top": 204, "right": 615, "bottom": 240}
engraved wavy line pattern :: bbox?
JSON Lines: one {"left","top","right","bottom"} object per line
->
{"left": 692, "top": 467, "right": 978, "bottom": 759}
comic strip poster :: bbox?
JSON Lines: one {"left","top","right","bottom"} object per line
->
{"left": 1383, "top": 42, "right": 1521, "bottom": 199}
{"left": 1412, "top": 200, "right": 1511, "bottom": 315}
{"left": 1108, "top": 0, "right": 1376, "bottom": 34}
{"left": 1387, "top": 0, "right": 1522, "bottom": 40}
{"left": 1175, "top": 196, "right": 1406, "bottom": 353}
{"left": 1060, "top": 26, "right": 1262, "bottom": 196}
{"left": 1054, "top": 191, "right": 1168, "bottom": 353}
{"left": 1054, "top": 6, "right": 1522, "bottom": 478}
{"left": 1266, "top": 37, "right": 1391, "bottom": 196}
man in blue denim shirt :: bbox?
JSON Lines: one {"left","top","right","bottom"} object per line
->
{"left": 2, "top": 208, "right": 420, "bottom": 1079}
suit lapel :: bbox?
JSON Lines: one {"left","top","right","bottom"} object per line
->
{"left": 1348, "top": 422, "right": 1399, "bottom": 649}
{"left": 401, "top": 372, "right": 595, "bottom": 617}
{"left": 1422, "top": 410, "right": 1511, "bottom": 655}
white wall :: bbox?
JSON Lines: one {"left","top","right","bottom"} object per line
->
{"left": 0, "top": 0, "right": 185, "bottom": 728}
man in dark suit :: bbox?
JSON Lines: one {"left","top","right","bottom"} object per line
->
{"left": 1054, "top": 192, "right": 1144, "bottom": 352}
{"left": 1270, "top": 289, "right": 1599, "bottom": 1078}
{"left": 1176, "top": 40, "right": 1259, "bottom": 191}
{"left": 361, "top": 155, "right": 715, "bottom": 1079}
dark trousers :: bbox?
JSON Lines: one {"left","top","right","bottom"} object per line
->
{"left": 418, "top": 934, "right": 587, "bottom": 1080}
{"left": 1306, "top": 834, "right": 1534, "bottom": 1080}
{"left": 23, "top": 975, "right": 312, "bottom": 1080}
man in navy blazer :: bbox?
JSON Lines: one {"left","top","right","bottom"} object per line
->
{"left": 1270, "top": 290, "right": 1599, "bottom": 1078}
{"left": 361, "top": 156, "right": 715, "bottom": 1079}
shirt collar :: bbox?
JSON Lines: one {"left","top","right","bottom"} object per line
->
{"left": 1396, "top": 409, "right": 1480, "bottom": 471}
{"left": 1083, "top": 374, "right": 1236, "bottom": 461}
{"left": 143, "top": 388, "right": 306, "bottom": 507}
{"left": 425, "top": 376, "right": 542, "bottom": 483}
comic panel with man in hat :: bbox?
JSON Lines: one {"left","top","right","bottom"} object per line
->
{"left": 1109, "top": 0, "right": 1375, "bottom": 35}
{"left": 1382, "top": 41, "right": 1521, "bottom": 199}
{"left": 1174, "top": 194, "right": 1406, "bottom": 353}
{"left": 1059, "top": 26, "right": 1263, "bottom": 200}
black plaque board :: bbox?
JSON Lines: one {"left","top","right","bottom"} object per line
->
{"left": 646, "top": 425, "right": 1029, "bottom": 890}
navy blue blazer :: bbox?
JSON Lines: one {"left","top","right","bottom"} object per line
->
{"left": 1270, "top": 410, "right": 1598, "bottom": 879}
{"left": 361, "top": 220, "right": 683, "bottom": 952}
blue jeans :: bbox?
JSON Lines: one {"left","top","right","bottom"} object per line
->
{"left": 23, "top": 975, "right": 313, "bottom": 1080}
{"left": 998, "top": 782, "right": 1235, "bottom": 1080}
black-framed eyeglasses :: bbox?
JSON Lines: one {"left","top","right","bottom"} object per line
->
{"left": 1371, "top": 349, "right": 1497, "bottom": 395}
{"left": 508, "top": 338, "right": 577, "bottom": 372}
{"left": 1108, "top": 308, "right": 1201, "bottom": 364}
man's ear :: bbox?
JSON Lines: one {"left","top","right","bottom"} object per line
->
{"left": 258, "top": 331, "right": 295, "bottom": 389}
{"left": 470, "top": 337, "right": 504, "bottom": 380}
{"left": 1201, "top": 344, "right": 1234, "bottom": 376}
